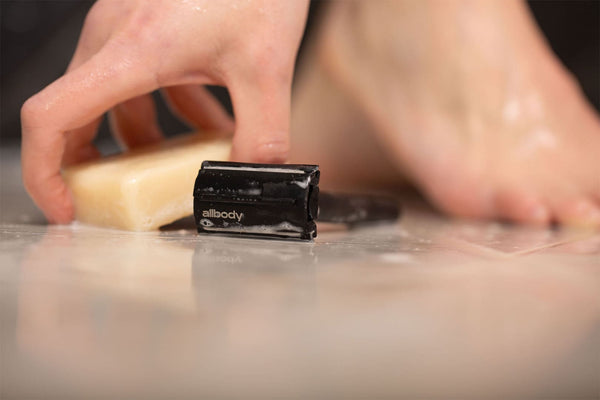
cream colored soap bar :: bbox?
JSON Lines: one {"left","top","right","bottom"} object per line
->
{"left": 63, "top": 134, "right": 231, "bottom": 231}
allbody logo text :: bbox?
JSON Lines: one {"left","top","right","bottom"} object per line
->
{"left": 202, "top": 209, "right": 244, "bottom": 222}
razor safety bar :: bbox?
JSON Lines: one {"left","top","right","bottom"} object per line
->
{"left": 193, "top": 161, "right": 401, "bottom": 240}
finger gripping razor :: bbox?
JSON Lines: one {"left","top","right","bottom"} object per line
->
{"left": 194, "top": 161, "right": 400, "bottom": 240}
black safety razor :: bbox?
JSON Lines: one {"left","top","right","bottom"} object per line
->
{"left": 193, "top": 161, "right": 400, "bottom": 240}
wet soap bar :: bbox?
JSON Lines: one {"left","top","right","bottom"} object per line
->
{"left": 63, "top": 134, "right": 231, "bottom": 231}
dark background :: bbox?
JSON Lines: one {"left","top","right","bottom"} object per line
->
{"left": 1, "top": 0, "right": 599, "bottom": 145}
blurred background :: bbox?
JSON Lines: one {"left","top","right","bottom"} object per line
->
{"left": 1, "top": 0, "right": 599, "bottom": 146}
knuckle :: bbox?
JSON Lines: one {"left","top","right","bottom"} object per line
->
{"left": 119, "top": 8, "right": 161, "bottom": 50}
{"left": 20, "top": 96, "right": 44, "bottom": 129}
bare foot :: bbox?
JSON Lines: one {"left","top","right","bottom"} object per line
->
{"left": 290, "top": 35, "right": 404, "bottom": 192}
{"left": 292, "top": 0, "right": 600, "bottom": 227}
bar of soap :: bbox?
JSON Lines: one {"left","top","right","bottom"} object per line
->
{"left": 63, "top": 134, "right": 231, "bottom": 231}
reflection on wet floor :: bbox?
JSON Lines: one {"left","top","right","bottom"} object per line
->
{"left": 1, "top": 201, "right": 598, "bottom": 398}
{"left": 1, "top": 145, "right": 598, "bottom": 399}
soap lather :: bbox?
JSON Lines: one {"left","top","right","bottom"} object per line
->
{"left": 194, "top": 161, "right": 401, "bottom": 240}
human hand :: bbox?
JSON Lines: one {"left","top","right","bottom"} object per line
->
{"left": 21, "top": 0, "right": 309, "bottom": 223}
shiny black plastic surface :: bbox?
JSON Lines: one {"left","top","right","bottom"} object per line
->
{"left": 194, "top": 161, "right": 320, "bottom": 240}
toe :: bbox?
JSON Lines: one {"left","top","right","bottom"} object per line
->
{"left": 494, "top": 190, "right": 550, "bottom": 226}
{"left": 553, "top": 198, "right": 600, "bottom": 228}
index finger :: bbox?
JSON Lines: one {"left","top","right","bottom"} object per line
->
{"left": 21, "top": 42, "right": 158, "bottom": 223}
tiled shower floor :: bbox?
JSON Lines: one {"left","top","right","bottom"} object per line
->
{"left": 1, "top": 146, "right": 598, "bottom": 399}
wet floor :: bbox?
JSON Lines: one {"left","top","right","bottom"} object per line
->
{"left": 1, "top": 147, "right": 599, "bottom": 399}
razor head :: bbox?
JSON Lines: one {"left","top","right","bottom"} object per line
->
{"left": 194, "top": 161, "right": 320, "bottom": 240}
